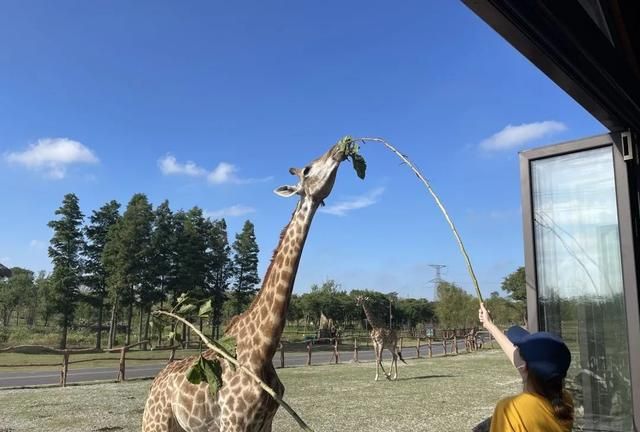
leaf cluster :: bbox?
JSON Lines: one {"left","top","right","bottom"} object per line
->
{"left": 336, "top": 136, "right": 366, "bottom": 180}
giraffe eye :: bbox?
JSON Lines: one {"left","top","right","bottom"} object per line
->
{"left": 302, "top": 166, "right": 311, "bottom": 177}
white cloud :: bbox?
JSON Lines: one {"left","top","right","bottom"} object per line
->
{"left": 480, "top": 121, "right": 567, "bottom": 151}
{"left": 158, "top": 155, "right": 207, "bottom": 176}
{"left": 320, "top": 187, "right": 384, "bottom": 216}
{"left": 159, "top": 155, "right": 272, "bottom": 185}
{"left": 5, "top": 138, "right": 99, "bottom": 179}
{"left": 208, "top": 162, "right": 237, "bottom": 184}
{"left": 205, "top": 205, "right": 256, "bottom": 219}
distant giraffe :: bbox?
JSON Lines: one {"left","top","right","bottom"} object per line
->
{"left": 142, "top": 142, "right": 350, "bottom": 432}
{"left": 356, "top": 296, "right": 406, "bottom": 381}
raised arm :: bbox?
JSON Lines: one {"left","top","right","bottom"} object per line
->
{"left": 478, "top": 303, "right": 526, "bottom": 378}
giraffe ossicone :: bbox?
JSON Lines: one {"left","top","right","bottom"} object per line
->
{"left": 142, "top": 141, "right": 353, "bottom": 432}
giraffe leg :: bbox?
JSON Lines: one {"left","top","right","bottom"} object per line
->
{"left": 374, "top": 343, "right": 381, "bottom": 381}
{"left": 379, "top": 345, "right": 391, "bottom": 380}
{"left": 388, "top": 346, "right": 398, "bottom": 380}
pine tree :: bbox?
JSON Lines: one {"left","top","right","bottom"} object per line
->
{"left": 84, "top": 200, "right": 121, "bottom": 349}
{"left": 147, "top": 200, "right": 175, "bottom": 344}
{"left": 206, "top": 218, "right": 232, "bottom": 338}
{"left": 47, "top": 193, "right": 85, "bottom": 349}
{"left": 231, "top": 220, "right": 260, "bottom": 315}
{"left": 102, "top": 194, "right": 153, "bottom": 346}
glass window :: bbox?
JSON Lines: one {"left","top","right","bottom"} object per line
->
{"left": 531, "top": 146, "right": 633, "bottom": 431}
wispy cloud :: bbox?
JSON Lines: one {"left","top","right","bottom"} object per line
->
{"left": 480, "top": 121, "right": 567, "bottom": 151}
{"left": 320, "top": 187, "right": 385, "bottom": 216}
{"left": 205, "top": 205, "right": 256, "bottom": 219}
{"left": 5, "top": 138, "right": 99, "bottom": 179}
{"left": 158, "top": 155, "right": 207, "bottom": 177}
{"left": 158, "top": 154, "right": 272, "bottom": 185}
{"left": 29, "top": 240, "right": 46, "bottom": 250}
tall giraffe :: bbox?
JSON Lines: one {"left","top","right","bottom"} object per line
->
{"left": 356, "top": 296, "right": 406, "bottom": 381}
{"left": 142, "top": 143, "right": 350, "bottom": 432}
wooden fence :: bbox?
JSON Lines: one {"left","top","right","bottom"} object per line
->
{"left": 0, "top": 340, "right": 183, "bottom": 387}
{"left": 0, "top": 332, "right": 495, "bottom": 387}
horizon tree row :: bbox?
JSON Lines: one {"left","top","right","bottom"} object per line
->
{"left": 34, "top": 192, "right": 260, "bottom": 349}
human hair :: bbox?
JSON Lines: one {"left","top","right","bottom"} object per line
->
{"left": 527, "top": 370, "right": 574, "bottom": 423}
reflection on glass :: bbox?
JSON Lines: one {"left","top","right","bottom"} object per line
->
{"left": 531, "top": 146, "right": 632, "bottom": 431}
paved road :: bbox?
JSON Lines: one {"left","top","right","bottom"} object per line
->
{"left": 0, "top": 341, "right": 466, "bottom": 388}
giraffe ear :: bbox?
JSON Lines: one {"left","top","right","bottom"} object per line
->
{"left": 274, "top": 185, "right": 300, "bottom": 198}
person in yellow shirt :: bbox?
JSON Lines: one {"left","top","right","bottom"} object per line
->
{"left": 478, "top": 303, "right": 574, "bottom": 432}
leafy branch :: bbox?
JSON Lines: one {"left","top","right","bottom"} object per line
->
{"left": 354, "top": 136, "right": 484, "bottom": 303}
{"left": 151, "top": 309, "right": 314, "bottom": 431}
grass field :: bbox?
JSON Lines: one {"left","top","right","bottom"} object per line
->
{"left": 0, "top": 349, "right": 520, "bottom": 432}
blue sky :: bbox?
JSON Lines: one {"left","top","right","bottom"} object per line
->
{"left": 0, "top": 1, "right": 606, "bottom": 300}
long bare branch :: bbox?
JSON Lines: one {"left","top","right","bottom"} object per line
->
{"left": 356, "top": 137, "right": 484, "bottom": 303}
{"left": 152, "top": 310, "right": 314, "bottom": 431}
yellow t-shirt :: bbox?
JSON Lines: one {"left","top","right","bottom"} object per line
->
{"left": 490, "top": 392, "right": 573, "bottom": 432}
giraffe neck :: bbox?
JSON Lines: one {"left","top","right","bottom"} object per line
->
{"left": 227, "top": 195, "right": 318, "bottom": 362}
{"left": 361, "top": 303, "right": 387, "bottom": 329}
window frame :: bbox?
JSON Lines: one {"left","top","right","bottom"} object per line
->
{"left": 519, "top": 132, "right": 640, "bottom": 429}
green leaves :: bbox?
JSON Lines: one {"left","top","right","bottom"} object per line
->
{"left": 186, "top": 333, "right": 238, "bottom": 396}
{"left": 198, "top": 299, "right": 213, "bottom": 317}
{"left": 178, "top": 303, "right": 197, "bottom": 314}
{"left": 186, "top": 355, "right": 224, "bottom": 396}
{"left": 351, "top": 154, "right": 367, "bottom": 180}
{"left": 336, "top": 135, "right": 366, "bottom": 180}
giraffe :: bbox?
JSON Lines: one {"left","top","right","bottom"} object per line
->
{"left": 142, "top": 142, "right": 350, "bottom": 432}
{"left": 355, "top": 296, "right": 406, "bottom": 381}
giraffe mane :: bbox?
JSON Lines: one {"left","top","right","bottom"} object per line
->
{"left": 225, "top": 214, "right": 294, "bottom": 333}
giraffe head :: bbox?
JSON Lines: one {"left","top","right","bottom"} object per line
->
{"left": 274, "top": 142, "right": 348, "bottom": 204}
{"left": 355, "top": 295, "right": 371, "bottom": 306}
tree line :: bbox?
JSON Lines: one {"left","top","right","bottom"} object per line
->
{"left": 1, "top": 193, "right": 260, "bottom": 349}
{"left": 0, "top": 192, "right": 528, "bottom": 348}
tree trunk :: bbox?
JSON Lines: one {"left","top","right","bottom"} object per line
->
{"left": 108, "top": 295, "right": 118, "bottom": 349}
{"left": 182, "top": 322, "right": 187, "bottom": 348}
{"left": 126, "top": 302, "right": 133, "bottom": 346}
{"left": 95, "top": 298, "right": 104, "bottom": 349}
{"left": 143, "top": 307, "right": 151, "bottom": 350}
{"left": 158, "top": 299, "right": 163, "bottom": 346}
{"left": 59, "top": 319, "right": 68, "bottom": 349}
{"left": 138, "top": 305, "right": 143, "bottom": 344}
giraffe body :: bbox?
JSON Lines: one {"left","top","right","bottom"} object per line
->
{"left": 356, "top": 296, "right": 406, "bottom": 381}
{"left": 142, "top": 143, "right": 348, "bottom": 432}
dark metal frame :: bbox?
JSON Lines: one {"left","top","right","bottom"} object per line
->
{"left": 519, "top": 132, "right": 640, "bottom": 430}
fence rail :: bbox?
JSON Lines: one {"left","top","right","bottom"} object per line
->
{"left": 0, "top": 332, "right": 494, "bottom": 388}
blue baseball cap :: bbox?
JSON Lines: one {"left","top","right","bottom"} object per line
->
{"left": 506, "top": 326, "right": 571, "bottom": 381}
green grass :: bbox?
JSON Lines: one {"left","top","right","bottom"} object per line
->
{"left": 0, "top": 349, "right": 520, "bottom": 432}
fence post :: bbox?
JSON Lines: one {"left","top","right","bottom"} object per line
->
{"left": 353, "top": 337, "right": 359, "bottom": 362}
{"left": 118, "top": 346, "right": 127, "bottom": 382}
{"left": 399, "top": 336, "right": 404, "bottom": 352}
{"left": 168, "top": 346, "right": 176, "bottom": 363}
{"left": 490, "top": 333, "right": 494, "bottom": 349}
{"left": 60, "top": 350, "right": 69, "bottom": 387}
{"left": 454, "top": 335, "right": 459, "bottom": 355}
{"left": 306, "top": 341, "right": 312, "bottom": 366}
{"left": 279, "top": 342, "right": 285, "bottom": 369}
{"left": 333, "top": 338, "right": 339, "bottom": 364}
{"left": 443, "top": 337, "right": 447, "bottom": 355}
{"left": 428, "top": 337, "right": 433, "bottom": 358}
{"left": 416, "top": 337, "right": 421, "bottom": 358}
